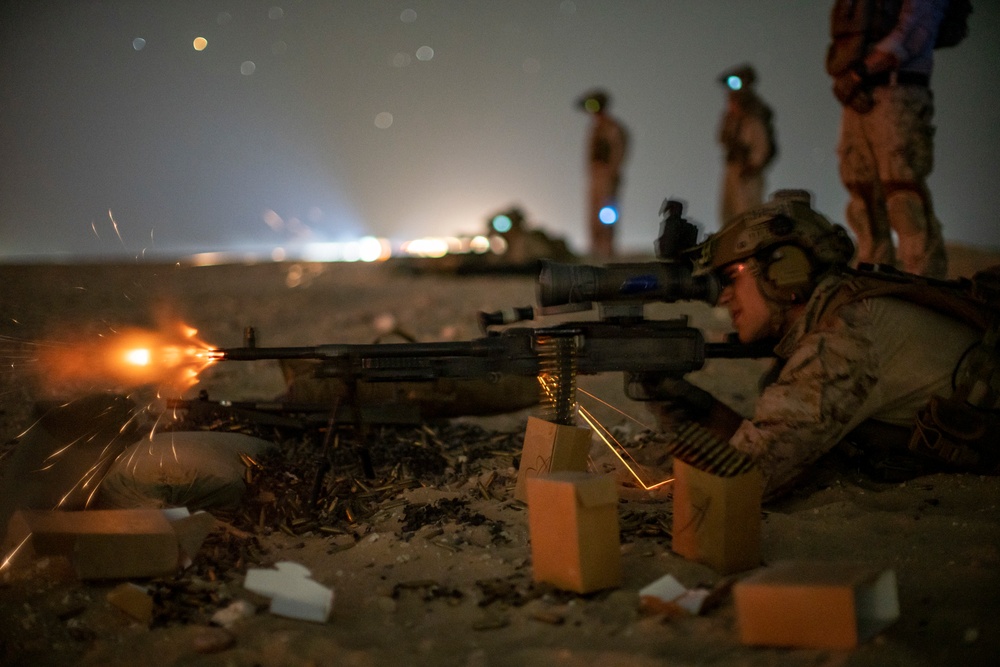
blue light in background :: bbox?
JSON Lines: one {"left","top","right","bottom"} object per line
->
{"left": 599, "top": 206, "right": 618, "bottom": 225}
{"left": 491, "top": 214, "right": 513, "bottom": 233}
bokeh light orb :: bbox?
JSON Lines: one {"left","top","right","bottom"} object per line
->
{"left": 132, "top": 38, "right": 146, "bottom": 51}
{"left": 491, "top": 215, "right": 512, "bottom": 233}
{"left": 193, "top": 37, "right": 208, "bottom": 51}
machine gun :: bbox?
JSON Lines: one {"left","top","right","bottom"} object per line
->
{"left": 206, "top": 200, "right": 773, "bottom": 427}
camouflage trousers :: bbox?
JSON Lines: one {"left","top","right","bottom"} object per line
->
{"left": 837, "top": 84, "right": 947, "bottom": 278}
{"left": 587, "top": 166, "right": 620, "bottom": 260}
{"left": 720, "top": 161, "right": 765, "bottom": 226}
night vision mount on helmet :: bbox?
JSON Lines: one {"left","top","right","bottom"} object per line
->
{"left": 689, "top": 190, "right": 855, "bottom": 303}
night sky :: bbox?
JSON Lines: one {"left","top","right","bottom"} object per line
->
{"left": 1, "top": 1, "right": 998, "bottom": 261}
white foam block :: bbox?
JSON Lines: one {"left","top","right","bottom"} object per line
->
{"left": 244, "top": 561, "right": 334, "bottom": 623}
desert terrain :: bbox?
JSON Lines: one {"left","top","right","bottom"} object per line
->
{"left": 0, "top": 245, "right": 998, "bottom": 666}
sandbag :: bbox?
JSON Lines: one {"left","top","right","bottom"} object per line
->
{"left": 0, "top": 393, "right": 142, "bottom": 536}
{"left": 97, "top": 431, "right": 276, "bottom": 512}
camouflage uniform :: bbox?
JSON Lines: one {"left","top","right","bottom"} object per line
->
{"left": 718, "top": 92, "right": 775, "bottom": 225}
{"left": 585, "top": 109, "right": 628, "bottom": 260}
{"left": 729, "top": 272, "right": 979, "bottom": 496}
{"left": 828, "top": 0, "right": 950, "bottom": 277}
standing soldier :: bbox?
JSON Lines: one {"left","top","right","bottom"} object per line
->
{"left": 826, "top": 0, "right": 953, "bottom": 278}
{"left": 717, "top": 64, "right": 778, "bottom": 227}
{"left": 578, "top": 89, "right": 629, "bottom": 260}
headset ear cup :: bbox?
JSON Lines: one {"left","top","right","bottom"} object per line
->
{"left": 766, "top": 245, "right": 814, "bottom": 301}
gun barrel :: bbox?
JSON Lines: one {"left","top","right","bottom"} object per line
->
{"left": 212, "top": 336, "right": 538, "bottom": 382}
{"left": 217, "top": 340, "right": 493, "bottom": 361}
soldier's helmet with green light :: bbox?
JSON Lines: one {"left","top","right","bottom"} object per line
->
{"left": 718, "top": 64, "right": 757, "bottom": 91}
{"left": 691, "top": 190, "right": 855, "bottom": 273}
{"left": 577, "top": 89, "right": 610, "bottom": 113}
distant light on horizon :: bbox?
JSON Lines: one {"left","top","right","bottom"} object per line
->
{"left": 471, "top": 236, "right": 492, "bottom": 253}
{"left": 401, "top": 238, "right": 449, "bottom": 258}
{"left": 183, "top": 238, "right": 390, "bottom": 266}
{"left": 301, "top": 236, "right": 390, "bottom": 262}
{"left": 400, "top": 235, "right": 499, "bottom": 258}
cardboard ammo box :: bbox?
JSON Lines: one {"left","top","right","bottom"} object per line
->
{"left": 671, "top": 459, "right": 763, "bottom": 574}
{"left": 3, "top": 508, "right": 212, "bottom": 580}
{"left": 733, "top": 560, "right": 900, "bottom": 649}
{"left": 514, "top": 416, "right": 592, "bottom": 502}
{"left": 526, "top": 471, "right": 621, "bottom": 593}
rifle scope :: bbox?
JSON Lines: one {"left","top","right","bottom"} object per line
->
{"left": 537, "top": 260, "right": 720, "bottom": 311}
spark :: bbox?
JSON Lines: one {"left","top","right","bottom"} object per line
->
{"left": 578, "top": 405, "right": 673, "bottom": 491}
{"left": 572, "top": 387, "right": 673, "bottom": 491}
{"left": 578, "top": 387, "right": 656, "bottom": 432}
{"left": 40, "top": 434, "right": 88, "bottom": 467}
{"left": 0, "top": 534, "right": 33, "bottom": 572}
{"left": 107, "top": 209, "right": 126, "bottom": 247}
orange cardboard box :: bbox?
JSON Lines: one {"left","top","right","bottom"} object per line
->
{"left": 733, "top": 560, "right": 900, "bottom": 649}
{"left": 526, "top": 472, "right": 621, "bottom": 593}
{"left": 3, "top": 508, "right": 212, "bottom": 579}
{"left": 514, "top": 416, "right": 591, "bottom": 502}
{"left": 671, "top": 459, "right": 763, "bottom": 574}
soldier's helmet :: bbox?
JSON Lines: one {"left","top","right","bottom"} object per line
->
{"left": 690, "top": 190, "right": 855, "bottom": 302}
{"left": 577, "top": 89, "right": 610, "bottom": 113}
{"left": 718, "top": 64, "right": 757, "bottom": 91}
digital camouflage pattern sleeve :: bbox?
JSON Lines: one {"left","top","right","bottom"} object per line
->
{"left": 728, "top": 271, "right": 981, "bottom": 498}
{"left": 729, "top": 295, "right": 878, "bottom": 497}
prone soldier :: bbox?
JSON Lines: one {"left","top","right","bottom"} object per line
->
{"left": 652, "top": 189, "right": 999, "bottom": 499}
